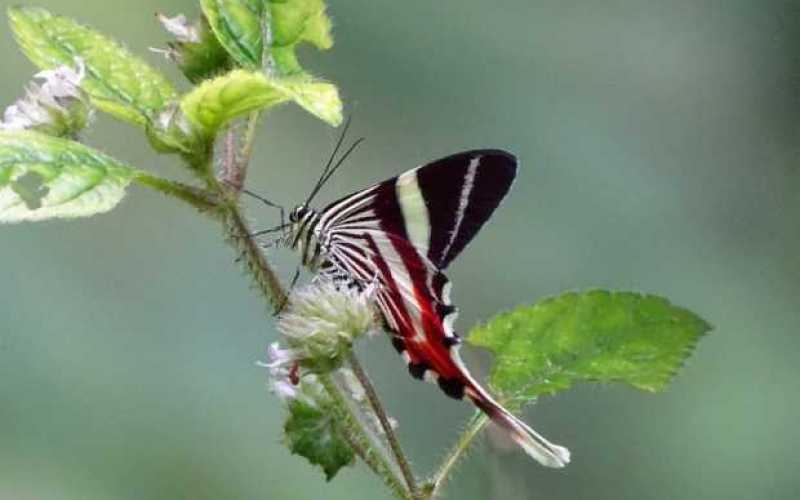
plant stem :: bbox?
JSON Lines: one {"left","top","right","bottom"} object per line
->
{"left": 134, "top": 173, "right": 222, "bottom": 217}
{"left": 236, "top": 112, "right": 260, "bottom": 180}
{"left": 426, "top": 412, "right": 490, "bottom": 499}
{"left": 218, "top": 112, "right": 260, "bottom": 192}
{"left": 318, "top": 374, "right": 411, "bottom": 500}
{"left": 221, "top": 196, "right": 287, "bottom": 312}
{"left": 347, "top": 351, "right": 420, "bottom": 499}
{"left": 210, "top": 114, "right": 286, "bottom": 312}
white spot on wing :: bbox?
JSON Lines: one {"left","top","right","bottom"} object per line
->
{"left": 395, "top": 168, "right": 431, "bottom": 253}
{"left": 440, "top": 156, "right": 480, "bottom": 259}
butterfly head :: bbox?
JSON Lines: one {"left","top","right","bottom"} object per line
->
{"left": 286, "top": 203, "right": 324, "bottom": 262}
{"left": 289, "top": 204, "right": 309, "bottom": 224}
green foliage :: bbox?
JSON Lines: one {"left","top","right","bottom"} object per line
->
{"left": 0, "top": 131, "right": 136, "bottom": 222}
{"left": 264, "top": 0, "right": 333, "bottom": 75}
{"left": 284, "top": 398, "right": 356, "bottom": 481}
{"left": 201, "top": 0, "right": 332, "bottom": 74}
{"left": 8, "top": 7, "right": 178, "bottom": 128}
{"left": 180, "top": 70, "right": 342, "bottom": 139}
{"left": 468, "top": 290, "right": 711, "bottom": 403}
{"left": 201, "top": 0, "right": 263, "bottom": 69}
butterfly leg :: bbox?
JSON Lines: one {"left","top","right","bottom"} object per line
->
{"left": 274, "top": 266, "right": 301, "bottom": 316}
{"left": 241, "top": 188, "right": 286, "bottom": 232}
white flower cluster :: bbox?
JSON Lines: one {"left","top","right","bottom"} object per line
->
{"left": 259, "top": 279, "right": 378, "bottom": 406}
{"left": 1, "top": 58, "right": 90, "bottom": 136}
{"left": 277, "top": 279, "right": 377, "bottom": 370}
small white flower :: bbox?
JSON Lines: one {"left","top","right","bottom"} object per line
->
{"left": 34, "top": 58, "right": 86, "bottom": 103}
{"left": 0, "top": 58, "right": 90, "bottom": 135}
{"left": 258, "top": 342, "right": 306, "bottom": 403}
{"left": 271, "top": 379, "right": 300, "bottom": 403}
{"left": 260, "top": 342, "right": 298, "bottom": 375}
{"left": 156, "top": 13, "right": 200, "bottom": 43}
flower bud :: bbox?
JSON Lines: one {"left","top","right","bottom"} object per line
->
{"left": 153, "top": 13, "right": 231, "bottom": 83}
{"left": 277, "top": 279, "right": 377, "bottom": 374}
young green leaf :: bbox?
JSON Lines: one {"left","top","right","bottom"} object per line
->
{"left": 201, "top": 0, "right": 333, "bottom": 75}
{"left": 200, "top": 0, "right": 264, "bottom": 68}
{"left": 0, "top": 131, "right": 135, "bottom": 222}
{"left": 467, "top": 290, "right": 711, "bottom": 403}
{"left": 180, "top": 70, "right": 342, "bottom": 138}
{"left": 265, "top": 0, "right": 333, "bottom": 75}
{"left": 284, "top": 398, "right": 356, "bottom": 481}
{"left": 8, "top": 6, "right": 178, "bottom": 127}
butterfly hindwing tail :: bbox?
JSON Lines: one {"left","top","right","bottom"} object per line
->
{"left": 466, "top": 378, "right": 571, "bottom": 468}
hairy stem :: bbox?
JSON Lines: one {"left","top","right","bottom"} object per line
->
{"left": 426, "top": 412, "right": 490, "bottom": 499}
{"left": 348, "top": 351, "right": 420, "bottom": 498}
{"left": 211, "top": 113, "right": 286, "bottom": 311}
{"left": 134, "top": 173, "right": 222, "bottom": 217}
{"left": 319, "top": 374, "right": 411, "bottom": 500}
{"left": 221, "top": 195, "right": 287, "bottom": 312}
{"left": 236, "top": 112, "right": 260, "bottom": 181}
{"left": 218, "top": 112, "right": 261, "bottom": 192}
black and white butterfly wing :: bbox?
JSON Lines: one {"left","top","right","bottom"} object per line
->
{"left": 319, "top": 149, "right": 517, "bottom": 270}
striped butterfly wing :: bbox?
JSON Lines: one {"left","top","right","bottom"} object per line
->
{"left": 329, "top": 230, "right": 467, "bottom": 391}
{"left": 319, "top": 149, "right": 518, "bottom": 271}
{"left": 319, "top": 149, "right": 518, "bottom": 387}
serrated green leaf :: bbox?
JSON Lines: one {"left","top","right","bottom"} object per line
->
{"left": 8, "top": 6, "right": 178, "bottom": 127}
{"left": 284, "top": 398, "right": 355, "bottom": 481}
{"left": 180, "top": 70, "right": 341, "bottom": 138}
{"left": 201, "top": 0, "right": 333, "bottom": 75}
{"left": 467, "top": 290, "right": 711, "bottom": 402}
{"left": 0, "top": 131, "right": 136, "bottom": 222}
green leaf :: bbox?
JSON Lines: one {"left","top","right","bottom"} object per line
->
{"left": 8, "top": 6, "right": 178, "bottom": 127}
{"left": 284, "top": 398, "right": 355, "bottom": 481}
{"left": 467, "top": 290, "right": 711, "bottom": 402}
{"left": 201, "top": 0, "right": 333, "bottom": 74}
{"left": 180, "top": 70, "right": 342, "bottom": 138}
{"left": 200, "top": 0, "right": 263, "bottom": 69}
{"left": 0, "top": 131, "right": 135, "bottom": 222}
{"left": 264, "top": 0, "right": 333, "bottom": 75}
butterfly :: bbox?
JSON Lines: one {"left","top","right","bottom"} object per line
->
{"left": 258, "top": 130, "right": 570, "bottom": 468}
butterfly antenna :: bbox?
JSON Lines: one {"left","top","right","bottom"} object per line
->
{"left": 306, "top": 116, "right": 353, "bottom": 205}
{"left": 315, "top": 137, "right": 366, "bottom": 193}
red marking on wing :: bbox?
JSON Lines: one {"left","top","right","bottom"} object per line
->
{"left": 364, "top": 233, "right": 466, "bottom": 382}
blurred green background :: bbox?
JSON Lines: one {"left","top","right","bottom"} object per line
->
{"left": 2, "top": 1, "right": 799, "bottom": 499}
